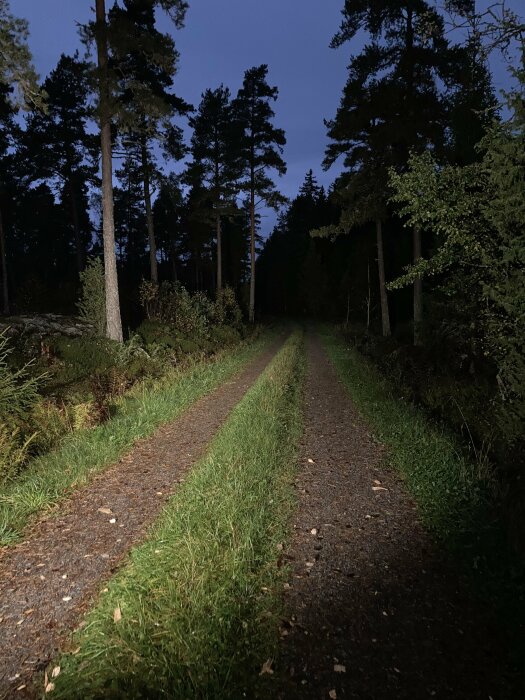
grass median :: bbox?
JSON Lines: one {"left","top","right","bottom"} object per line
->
{"left": 0, "top": 330, "right": 278, "bottom": 546}
{"left": 49, "top": 330, "right": 305, "bottom": 699}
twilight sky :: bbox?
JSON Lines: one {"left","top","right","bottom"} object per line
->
{"left": 11, "top": 0, "right": 523, "bottom": 236}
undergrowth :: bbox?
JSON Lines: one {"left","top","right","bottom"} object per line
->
{"left": 49, "top": 331, "right": 305, "bottom": 699}
{"left": 0, "top": 330, "right": 277, "bottom": 546}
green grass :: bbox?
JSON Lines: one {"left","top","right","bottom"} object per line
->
{"left": 319, "top": 327, "right": 492, "bottom": 547}
{"left": 319, "top": 326, "right": 524, "bottom": 678}
{"left": 0, "top": 331, "right": 278, "bottom": 546}
{"left": 49, "top": 331, "right": 305, "bottom": 699}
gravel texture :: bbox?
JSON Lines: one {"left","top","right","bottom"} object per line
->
{"left": 276, "top": 333, "right": 514, "bottom": 700}
{"left": 0, "top": 339, "right": 283, "bottom": 699}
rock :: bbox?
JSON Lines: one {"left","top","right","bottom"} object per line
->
{"left": 0, "top": 314, "right": 93, "bottom": 340}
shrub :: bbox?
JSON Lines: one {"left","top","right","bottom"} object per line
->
{"left": 213, "top": 287, "right": 243, "bottom": 329}
{"left": 50, "top": 336, "right": 119, "bottom": 376}
{"left": 139, "top": 281, "right": 211, "bottom": 340}
{"left": 0, "top": 331, "right": 41, "bottom": 426}
{"left": 78, "top": 258, "right": 106, "bottom": 336}
{"left": 209, "top": 325, "right": 241, "bottom": 348}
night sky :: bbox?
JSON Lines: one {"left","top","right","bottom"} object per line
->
{"left": 11, "top": 0, "right": 522, "bottom": 236}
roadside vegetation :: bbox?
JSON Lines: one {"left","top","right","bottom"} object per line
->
{"left": 48, "top": 331, "right": 305, "bottom": 699}
{"left": 0, "top": 285, "right": 271, "bottom": 545}
{"left": 320, "top": 328, "right": 524, "bottom": 610}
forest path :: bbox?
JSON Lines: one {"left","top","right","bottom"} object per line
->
{"left": 276, "top": 332, "right": 512, "bottom": 699}
{"left": 0, "top": 335, "right": 285, "bottom": 699}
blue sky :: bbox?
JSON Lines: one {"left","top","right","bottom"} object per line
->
{"left": 11, "top": 0, "right": 523, "bottom": 236}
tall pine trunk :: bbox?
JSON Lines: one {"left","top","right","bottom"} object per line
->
{"left": 216, "top": 213, "right": 222, "bottom": 293}
{"left": 249, "top": 180, "right": 256, "bottom": 323}
{"left": 413, "top": 224, "right": 423, "bottom": 346}
{"left": 0, "top": 206, "right": 9, "bottom": 315}
{"left": 375, "top": 219, "right": 391, "bottom": 337}
{"left": 141, "top": 137, "right": 158, "bottom": 284}
{"left": 95, "top": 0, "right": 123, "bottom": 342}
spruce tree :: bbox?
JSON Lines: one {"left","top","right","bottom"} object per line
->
{"left": 233, "top": 65, "right": 287, "bottom": 323}
{"left": 187, "top": 86, "right": 241, "bottom": 293}
{"left": 326, "top": 0, "right": 453, "bottom": 344}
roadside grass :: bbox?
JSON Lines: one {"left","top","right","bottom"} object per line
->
{"left": 319, "top": 328, "right": 525, "bottom": 587}
{"left": 0, "top": 330, "right": 277, "bottom": 546}
{"left": 319, "top": 327, "right": 498, "bottom": 548}
{"left": 49, "top": 331, "right": 305, "bottom": 699}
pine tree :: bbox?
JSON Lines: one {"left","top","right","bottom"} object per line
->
{"left": 0, "top": 0, "right": 42, "bottom": 314}
{"left": 187, "top": 86, "right": 241, "bottom": 294}
{"left": 0, "top": 83, "right": 17, "bottom": 314}
{"left": 326, "top": 0, "right": 454, "bottom": 344}
{"left": 0, "top": 0, "right": 43, "bottom": 109}
{"left": 233, "top": 65, "right": 286, "bottom": 323}
{"left": 108, "top": 0, "right": 190, "bottom": 284}
{"left": 20, "top": 54, "right": 97, "bottom": 274}
{"left": 84, "top": 0, "right": 188, "bottom": 340}
{"left": 92, "top": 0, "right": 124, "bottom": 342}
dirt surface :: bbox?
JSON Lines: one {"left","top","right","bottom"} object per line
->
{"left": 276, "top": 334, "right": 516, "bottom": 700}
{"left": 0, "top": 339, "right": 283, "bottom": 699}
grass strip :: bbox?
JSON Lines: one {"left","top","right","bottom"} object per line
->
{"left": 0, "top": 331, "right": 277, "bottom": 546}
{"left": 49, "top": 330, "right": 305, "bottom": 699}
{"left": 319, "top": 326, "right": 524, "bottom": 674}
{"left": 319, "top": 327, "right": 492, "bottom": 546}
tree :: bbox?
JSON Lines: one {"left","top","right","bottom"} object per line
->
{"left": 325, "top": 0, "right": 455, "bottom": 344}
{"left": 0, "top": 0, "right": 42, "bottom": 314}
{"left": 0, "top": 0, "right": 42, "bottom": 109}
{"left": 187, "top": 86, "right": 241, "bottom": 294}
{"left": 0, "top": 83, "right": 16, "bottom": 314}
{"left": 233, "top": 65, "right": 286, "bottom": 323}
{"left": 108, "top": 0, "right": 190, "bottom": 284}
{"left": 20, "top": 54, "right": 97, "bottom": 274}
{"left": 85, "top": 0, "right": 188, "bottom": 340}
{"left": 92, "top": 0, "right": 124, "bottom": 342}
{"left": 388, "top": 47, "right": 525, "bottom": 439}
{"left": 152, "top": 175, "right": 187, "bottom": 283}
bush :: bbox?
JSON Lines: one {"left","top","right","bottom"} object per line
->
{"left": 139, "top": 281, "right": 244, "bottom": 344}
{"left": 78, "top": 258, "right": 106, "bottom": 336}
{"left": 213, "top": 287, "right": 243, "bottom": 329}
{"left": 209, "top": 325, "right": 241, "bottom": 348}
{"left": 49, "top": 336, "right": 119, "bottom": 376}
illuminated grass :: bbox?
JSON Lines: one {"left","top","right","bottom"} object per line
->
{"left": 50, "top": 331, "right": 305, "bottom": 699}
{"left": 0, "top": 331, "right": 276, "bottom": 546}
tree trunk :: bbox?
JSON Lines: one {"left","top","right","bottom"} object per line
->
{"left": 95, "top": 0, "right": 123, "bottom": 342}
{"left": 141, "top": 137, "right": 158, "bottom": 284}
{"left": 216, "top": 213, "right": 222, "bottom": 293}
{"left": 413, "top": 224, "right": 423, "bottom": 346}
{"left": 68, "top": 179, "right": 85, "bottom": 274}
{"left": 376, "top": 219, "right": 391, "bottom": 337}
{"left": 0, "top": 206, "right": 9, "bottom": 315}
{"left": 249, "top": 182, "right": 256, "bottom": 323}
